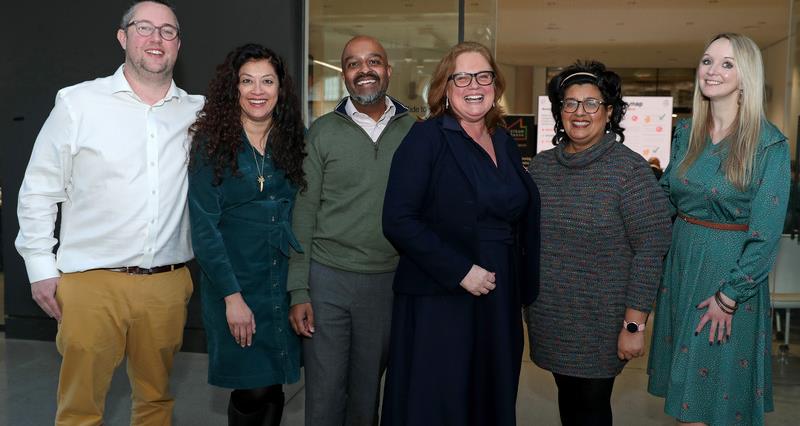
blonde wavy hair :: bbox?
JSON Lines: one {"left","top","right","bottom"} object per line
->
{"left": 679, "top": 33, "right": 765, "bottom": 191}
{"left": 427, "top": 41, "right": 506, "bottom": 131}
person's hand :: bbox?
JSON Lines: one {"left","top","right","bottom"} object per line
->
{"left": 289, "top": 302, "right": 315, "bottom": 338}
{"left": 31, "top": 277, "right": 61, "bottom": 321}
{"left": 224, "top": 292, "right": 255, "bottom": 347}
{"left": 617, "top": 329, "right": 645, "bottom": 360}
{"left": 460, "top": 265, "right": 496, "bottom": 296}
{"left": 695, "top": 292, "right": 735, "bottom": 345}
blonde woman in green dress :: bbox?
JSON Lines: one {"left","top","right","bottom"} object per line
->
{"left": 647, "top": 33, "right": 791, "bottom": 425}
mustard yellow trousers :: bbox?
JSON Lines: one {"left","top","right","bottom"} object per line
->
{"left": 54, "top": 268, "right": 192, "bottom": 426}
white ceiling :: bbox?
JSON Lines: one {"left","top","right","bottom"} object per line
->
{"left": 496, "top": 0, "right": 790, "bottom": 67}
{"left": 310, "top": 0, "right": 792, "bottom": 68}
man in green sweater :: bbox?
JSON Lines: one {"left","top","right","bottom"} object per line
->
{"left": 287, "top": 36, "right": 416, "bottom": 426}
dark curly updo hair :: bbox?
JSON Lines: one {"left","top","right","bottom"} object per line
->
{"left": 547, "top": 60, "right": 628, "bottom": 145}
{"left": 190, "top": 43, "right": 306, "bottom": 190}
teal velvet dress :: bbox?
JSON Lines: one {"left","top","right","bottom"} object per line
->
{"left": 647, "top": 119, "right": 791, "bottom": 425}
{"left": 189, "top": 134, "right": 302, "bottom": 389}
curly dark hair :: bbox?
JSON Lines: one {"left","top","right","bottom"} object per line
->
{"left": 190, "top": 43, "right": 306, "bottom": 190}
{"left": 547, "top": 60, "right": 628, "bottom": 145}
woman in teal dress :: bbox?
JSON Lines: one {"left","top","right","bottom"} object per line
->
{"left": 647, "top": 33, "right": 791, "bottom": 425}
{"left": 188, "top": 44, "right": 306, "bottom": 426}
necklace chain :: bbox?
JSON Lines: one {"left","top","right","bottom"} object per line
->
{"left": 249, "top": 127, "right": 272, "bottom": 192}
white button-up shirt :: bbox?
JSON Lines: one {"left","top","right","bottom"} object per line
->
{"left": 344, "top": 96, "right": 396, "bottom": 142}
{"left": 15, "top": 65, "right": 205, "bottom": 283}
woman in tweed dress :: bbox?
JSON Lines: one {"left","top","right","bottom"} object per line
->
{"left": 524, "top": 61, "right": 672, "bottom": 425}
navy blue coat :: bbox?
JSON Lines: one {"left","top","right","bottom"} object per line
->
{"left": 382, "top": 115, "right": 540, "bottom": 305}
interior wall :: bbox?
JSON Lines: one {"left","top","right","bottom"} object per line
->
{"left": 763, "top": 38, "right": 789, "bottom": 134}
{"left": 0, "top": 0, "right": 304, "bottom": 349}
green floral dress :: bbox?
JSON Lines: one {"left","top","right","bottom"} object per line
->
{"left": 647, "top": 119, "right": 791, "bottom": 425}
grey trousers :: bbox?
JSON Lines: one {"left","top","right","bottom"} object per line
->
{"left": 304, "top": 260, "right": 395, "bottom": 426}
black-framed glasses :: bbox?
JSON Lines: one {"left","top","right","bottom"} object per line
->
{"left": 125, "top": 20, "right": 180, "bottom": 41}
{"left": 561, "top": 98, "right": 605, "bottom": 114}
{"left": 448, "top": 71, "right": 496, "bottom": 87}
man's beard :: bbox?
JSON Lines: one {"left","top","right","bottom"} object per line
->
{"left": 350, "top": 87, "right": 387, "bottom": 105}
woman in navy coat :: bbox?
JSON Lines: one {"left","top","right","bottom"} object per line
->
{"left": 380, "top": 41, "right": 540, "bottom": 426}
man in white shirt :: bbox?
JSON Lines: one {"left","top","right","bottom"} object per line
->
{"left": 15, "top": 1, "right": 203, "bottom": 424}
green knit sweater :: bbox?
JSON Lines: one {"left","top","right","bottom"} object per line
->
{"left": 287, "top": 97, "right": 416, "bottom": 306}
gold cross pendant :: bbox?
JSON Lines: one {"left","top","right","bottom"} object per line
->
{"left": 257, "top": 175, "right": 265, "bottom": 192}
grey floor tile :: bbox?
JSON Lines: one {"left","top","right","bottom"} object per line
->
{"left": 2, "top": 332, "right": 800, "bottom": 425}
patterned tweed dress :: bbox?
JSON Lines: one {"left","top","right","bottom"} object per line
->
{"left": 525, "top": 133, "right": 672, "bottom": 378}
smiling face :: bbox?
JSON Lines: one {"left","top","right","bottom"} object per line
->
{"left": 341, "top": 37, "right": 392, "bottom": 106}
{"left": 698, "top": 37, "right": 740, "bottom": 103}
{"left": 561, "top": 83, "right": 612, "bottom": 152}
{"left": 116, "top": 1, "right": 180, "bottom": 81}
{"left": 238, "top": 59, "right": 279, "bottom": 125}
{"left": 446, "top": 52, "right": 495, "bottom": 125}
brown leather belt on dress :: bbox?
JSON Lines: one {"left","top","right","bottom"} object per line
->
{"left": 677, "top": 212, "right": 748, "bottom": 232}
{"left": 104, "top": 263, "right": 186, "bottom": 275}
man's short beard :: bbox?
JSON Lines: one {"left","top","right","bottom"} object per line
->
{"left": 350, "top": 88, "right": 387, "bottom": 106}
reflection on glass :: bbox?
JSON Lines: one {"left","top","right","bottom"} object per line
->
{"left": 308, "top": 0, "right": 497, "bottom": 123}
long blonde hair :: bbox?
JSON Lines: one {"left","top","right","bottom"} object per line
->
{"left": 679, "top": 33, "right": 764, "bottom": 191}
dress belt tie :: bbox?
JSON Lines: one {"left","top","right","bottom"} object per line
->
{"left": 677, "top": 212, "right": 748, "bottom": 232}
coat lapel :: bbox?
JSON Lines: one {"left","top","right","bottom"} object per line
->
{"left": 440, "top": 116, "right": 479, "bottom": 191}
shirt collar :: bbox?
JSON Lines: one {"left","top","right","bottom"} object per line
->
{"left": 345, "top": 96, "right": 395, "bottom": 120}
{"left": 110, "top": 64, "right": 181, "bottom": 102}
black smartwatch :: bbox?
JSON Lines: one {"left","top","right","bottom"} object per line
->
{"left": 623, "top": 320, "right": 645, "bottom": 333}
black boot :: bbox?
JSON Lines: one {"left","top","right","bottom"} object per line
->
{"left": 227, "top": 393, "right": 267, "bottom": 426}
{"left": 262, "top": 391, "right": 284, "bottom": 426}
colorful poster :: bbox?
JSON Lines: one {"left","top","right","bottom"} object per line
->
{"left": 536, "top": 96, "right": 673, "bottom": 167}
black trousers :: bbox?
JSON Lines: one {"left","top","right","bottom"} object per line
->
{"left": 552, "top": 373, "right": 616, "bottom": 426}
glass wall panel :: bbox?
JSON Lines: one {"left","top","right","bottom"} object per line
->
{"left": 307, "top": 0, "right": 497, "bottom": 123}
{"left": 465, "top": 1, "right": 497, "bottom": 50}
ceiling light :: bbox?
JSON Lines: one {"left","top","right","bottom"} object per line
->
{"left": 313, "top": 60, "right": 342, "bottom": 72}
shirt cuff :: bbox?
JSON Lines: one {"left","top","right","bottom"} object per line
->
{"left": 23, "top": 255, "right": 61, "bottom": 284}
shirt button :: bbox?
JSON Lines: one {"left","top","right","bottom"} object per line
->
{"left": 150, "top": 162, "right": 155, "bottom": 167}
{"left": 151, "top": 190, "right": 156, "bottom": 195}
{"left": 150, "top": 134, "right": 155, "bottom": 138}
{"left": 271, "top": 216, "right": 275, "bottom": 222}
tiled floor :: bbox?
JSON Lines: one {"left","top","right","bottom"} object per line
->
{"left": 2, "top": 323, "right": 800, "bottom": 425}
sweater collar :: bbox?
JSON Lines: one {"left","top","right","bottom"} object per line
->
{"left": 555, "top": 132, "right": 618, "bottom": 168}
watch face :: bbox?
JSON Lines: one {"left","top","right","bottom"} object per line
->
{"left": 626, "top": 322, "right": 639, "bottom": 333}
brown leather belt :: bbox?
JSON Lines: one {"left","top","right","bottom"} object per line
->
{"left": 105, "top": 263, "right": 186, "bottom": 275}
{"left": 678, "top": 212, "right": 748, "bottom": 232}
